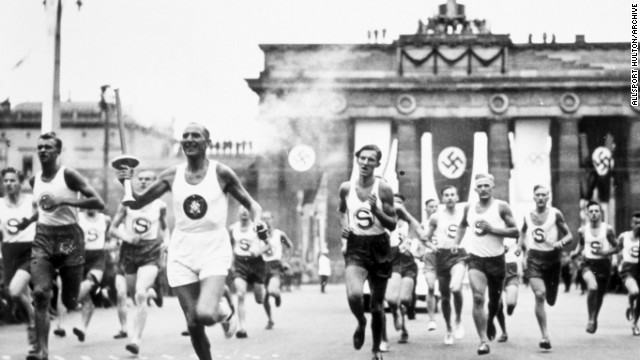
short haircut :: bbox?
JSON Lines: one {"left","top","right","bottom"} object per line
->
{"left": 137, "top": 170, "right": 157, "bottom": 180}
{"left": 185, "top": 123, "right": 210, "bottom": 140}
{"left": 586, "top": 200, "right": 601, "bottom": 210}
{"left": 393, "top": 193, "right": 405, "bottom": 201}
{"left": 475, "top": 173, "right": 494, "bottom": 182}
{"left": 425, "top": 198, "right": 437, "bottom": 206}
{"left": 440, "top": 185, "right": 458, "bottom": 196}
{"left": 355, "top": 144, "right": 382, "bottom": 162}
{"left": 39, "top": 132, "right": 62, "bottom": 151}
{"left": 533, "top": 184, "right": 549, "bottom": 193}
{"left": 632, "top": 211, "right": 640, "bottom": 218}
{"left": 1, "top": 167, "right": 23, "bottom": 182}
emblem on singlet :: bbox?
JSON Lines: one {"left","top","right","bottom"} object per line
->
{"left": 354, "top": 208, "right": 374, "bottom": 230}
{"left": 473, "top": 221, "right": 487, "bottom": 236}
{"left": 132, "top": 217, "right": 150, "bottom": 234}
{"left": 39, "top": 192, "right": 55, "bottom": 212}
{"left": 590, "top": 241, "right": 602, "bottom": 255}
{"left": 238, "top": 238, "right": 251, "bottom": 251}
{"left": 183, "top": 195, "right": 207, "bottom": 220}
{"left": 446, "top": 224, "right": 458, "bottom": 239}
{"left": 630, "top": 246, "right": 639, "bottom": 258}
{"left": 532, "top": 228, "right": 547, "bottom": 243}
{"left": 6, "top": 218, "right": 20, "bottom": 235}
{"left": 86, "top": 229, "right": 99, "bottom": 242}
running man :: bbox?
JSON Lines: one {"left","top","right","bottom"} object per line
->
{"left": 72, "top": 208, "right": 111, "bottom": 342}
{"left": 495, "top": 236, "right": 521, "bottom": 343}
{"left": 261, "top": 211, "right": 294, "bottom": 330}
{"left": 616, "top": 211, "right": 640, "bottom": 336}
{"left": 423, "top": 185, "right": 467, "bottom": 345}
{"left": 384, "top": 193, "right": 425, "bottom": 345}
{"left": 0, "top": 168, "right": 37, "bottom": 353}
{"left": 419, "top": 198, "right": 439, "bottom": 330}
{"left": 338, "top": 144, "right": 396, "bottom": 360}
{"left": 27, "top": 132, "right": 105, "bottom": 360}
{"left": 116, "top": 123, "right": 261, "bottom": 360}
{"left": 516, "top": 184, "right": 572, "bottom": 349}
{"left": 453, "top": 173, "right": 519, "bottom": 355}
{"left": 230, "top": 206, "right": 268, "bottom": 338}
{"left": 570, "top": 200, "right": 618, "bottom": 334}
{"left": 109, "top": 170, "right": 167, "bottom": 354}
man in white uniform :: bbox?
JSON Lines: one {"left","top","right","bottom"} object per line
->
{"left": 116, "top": 123, "right": 262, "bottom": 360}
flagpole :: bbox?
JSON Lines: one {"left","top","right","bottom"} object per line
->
{"left": 42, "top": 0, "right": 62, "bottom": 134}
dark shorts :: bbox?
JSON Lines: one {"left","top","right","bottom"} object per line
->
{"left": 32, "top": 223, "right": 85, "bottom": 268}
{"left": 504, "top": 262, "right": 519, "bottom": 287}
{"left": 581, "top": 258, "right": 612, "bottom": 283}
{"left": 119, "top": 240, "right": 163, "bottom": 275}
{"left": 467, "top": 253, "right": 506, "bottom": 286}
{"left": 422, "top": 251, "right": 437, "bottom": 273}
{"left": 435, "top": 248, "right": 468, "bottom": 276}
{"left": 391, "top": 247, "right": 417, "bottom": 279}
{"left": 233, "top": 255, "right": 266, "bottom": 285}
{"left": 1, "top": 242, "right": 33, "bottom": 282}
{"left": 264, "top": 260, "right": 283, "bottom": 282}
{"left": 344, "top": 232, "right": 392, "bottom": 280}
{"left": 84, "top": 249, "right": 106, "bottom": 275}
{"left": 620, "top": 262, "right": 639, "bottom": 281}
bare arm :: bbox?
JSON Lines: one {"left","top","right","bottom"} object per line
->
{"left": 570, "top": 227, "right": 585, "bottom": 258}
{"left": 338, "top": 182, "right": 350, "bottom": 253}
{"left": 603, "top": 226, "right": 619, "bottom": 256}
{"left": 62, "top": 168, "right": 105, "bottom": 210}
{"left": 554, "top": 210, "right": 573, "bottom": 249}
{"left": 517, "top": 219, "right": 528, "bottom": 253}
{"left": 454, "top": 204, "right": 470, "bottom": 247}
{"left": 493, "top": 201, "right": 520, "bottom": 238}
{"left": 372, "top": 181, "right": 396, "bottom": 232}
{"left": 16, "top": 199, "right": 38, "bottom": 231}
{"left": 217, "top": 163, "right": 262, "bottom": 224}
{"left": 109, "top": 205, "right": 137, "bottom": 244}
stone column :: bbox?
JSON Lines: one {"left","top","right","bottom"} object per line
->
{"left": 396, "top": 121, "right": 421, "bottom": 217}
{"left": 627, "top": 117, "right": 640, "bottom": 214}
{"left": 487, "top": 118, "right": 510, "bottom": 201}
{"left": 553, "top": 117, "right": 581, "bottom": 240}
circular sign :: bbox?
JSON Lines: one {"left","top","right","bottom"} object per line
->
{"left": 288, "top": 145, "right": 316, "bottom": 172}
{"left": 183, "top": 195, "right": 208, "bottom": 220}
{"left": 437, "top": 147, "right": 467, "bottom": 179}
{"left": 591, "top": 146, "right": 614, "bottom": 176}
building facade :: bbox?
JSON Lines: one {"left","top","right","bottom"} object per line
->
{"left": 247, "top": 2, "right": 636, "bottom": 277}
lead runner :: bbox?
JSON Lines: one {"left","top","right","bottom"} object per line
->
{"left": 116, "top": 123, "right": 263, "bottom": 360}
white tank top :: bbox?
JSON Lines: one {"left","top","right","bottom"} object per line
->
{"left": 124, "top": 199, "right": 164, "bottom": 241}
{"left": 262, "top": 229, "right": 284, "bottom": 261}
{"left": 620, "top": 231, "right": 639, "bottom": 264}
{"left": 230, "top": 222, "right": 261, "bottom": 256}
{"left": 465, "top": 200, "right": 506, "bottom": 257}
{"left": 390, "top": 219, "right": 408, "bottom": 247}
{"left": 524, "top": 208, "right": 559, "bottom": 252}
{"left": 33, "top": 166, "right": 79, "bottom": 226}
{"left": 582, "top": 223, "right": 610, "bottom": 260}
{"left": 433, "top": 208, "right": 463, "bottom": 250}
{"left": 172, "top": 161, "right": 228, "bottom": 233}
{"left": 347, "top": 178, "right": 385, "bottom": 236}
{"left": 0, "top": 194, "right": 36, "bottom": 243}
{"left": 79, "top": 212, "right": 107, "bottom": 250}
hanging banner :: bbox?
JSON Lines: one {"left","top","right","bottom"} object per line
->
{"left": 421, "top": 133, "right": 438, "bottom": 223}
{"left": 468, "top": 132, "right": 488, "bottom": 204}
{"left": 351, "top": 119, "right": 393, "bottom": 182}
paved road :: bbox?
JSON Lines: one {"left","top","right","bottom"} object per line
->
{"left": 0, "top": 284, "right": 639, "bottom": 360}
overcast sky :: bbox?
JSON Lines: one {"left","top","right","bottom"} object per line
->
{"left": 0, "top": 0, "right": 631, "bottom": 140}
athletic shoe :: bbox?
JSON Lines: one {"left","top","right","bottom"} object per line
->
{"left": 266, "top": 321, "right": 274, "bottom": 330}
{"left": 444, "top": 333, "right": 454, "bottom": 345}
{"left": 372, "top": 352, "right": 383, "bottom": 360}
{"left": 353, "top": 322, "right": 366, "bottom": 350}
{"left": 25, "top": 352, "right": 48, "bottom": 360}
{"left": 53, "top": 328, "right": 66, "bottom": 337}
{"left": 497, "top": 334, "right": 508, "bottom": 343}
{"left": 113, "top": 331, "right": 128, "bottom": 339}
{"left": 398, "top": 332, "right": 409, "bottom": 344}
{"left": 125, "top": 343, "right": 139, "bottom": 355}
{"left": 427, "top": 320, "right": 437, "bottom": 331}
{"left": 632, "top": 326, "right": 640, "bottom": 336}
{"left": 477, "top": 342, "right": 490, "bottom": 355}
{"left": 454, "top": 324, "right": 465, "bottom": 339}
{"left": 236, "top": 330, "right": 248, "bottom": 339}
{"left": 181, "top": 330, "right": 190, "bottom": 336}
{"left": 72, "top": 327, "right": 85, "bottom": 342}
{"left": 539, "top": 338, "right": 552, "bottom": 349}
{"left": 379, "top": 340, "right": 389, "bottom": 352}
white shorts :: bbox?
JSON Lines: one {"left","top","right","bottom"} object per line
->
{"left": 167, "top": 228, "right": 232, "bottom": 287}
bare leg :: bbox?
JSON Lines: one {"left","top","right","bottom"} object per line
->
{"left": 114, "top": 274, "right": 128, "bottom": 336}
{"left": 130, "top": 265, "right": 158, "bottom": 346}
{"left": 345, "top": 265, "right": 368, "bottom": 350}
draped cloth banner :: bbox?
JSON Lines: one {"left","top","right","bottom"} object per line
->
{"left": 468, "top": 132, "right": 489, "bottom": 204}
{"left": 400, "top": 47, "right": 506, "bottom": 75}
{"left": 509, "top": 120, "right": 551, "bottom": 224}
{"left": 421, "top": 133, "right": 438, "bottom": 223}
